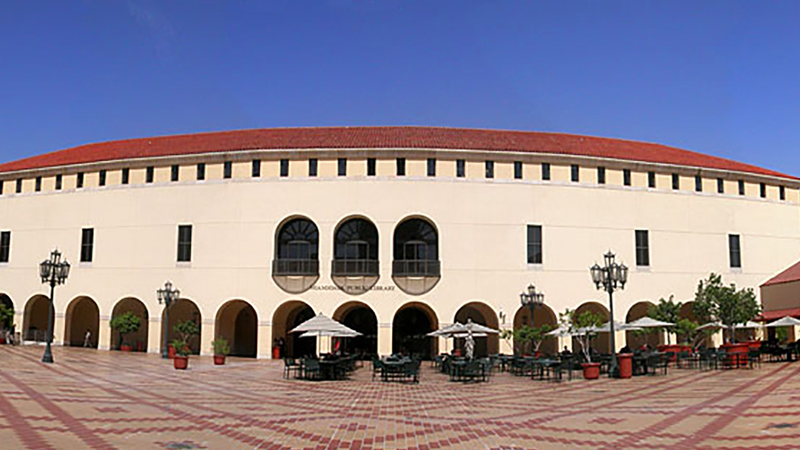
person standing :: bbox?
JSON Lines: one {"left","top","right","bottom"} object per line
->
{"left": 83, "top": 329, "right": 92, "bottom": 348}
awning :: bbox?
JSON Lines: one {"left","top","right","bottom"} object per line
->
{"left": 758, "top": 307, "right": 800, "bottom": 322}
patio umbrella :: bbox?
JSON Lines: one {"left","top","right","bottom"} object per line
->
{"left": 299, "top": 330, "right": 361, "bottom": 338}
{"left": 596, "top": 321, "right": 642, "bottom": 333}
{"left": 427, "top": 320, "right": 500, "bottom": 337}
{"left": 289, "top": 313, "right": 359, "bottom": 335}
{"left": 546, "top": 325, "right": 572, "bottom": 337}
{"left": 697, "top": 321, "right": 723, "bottom": 330}
{"left": 734, "top": 321, "right": 763, "bottom": 329}
{"left": 627, "top": 317, "right": 674, "bottom": 328}
{"left": 765, "top": 316, "right": 800, "bottom": 328}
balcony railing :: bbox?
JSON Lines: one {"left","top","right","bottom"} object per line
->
{"left": 392, "top": 260, "right": 441, "bottom": 277}
{"left": 331, "top": 259, "right": 379, "bottom": 277}
{"left": 272, "top": 258, "right": 320, "bottom": 276}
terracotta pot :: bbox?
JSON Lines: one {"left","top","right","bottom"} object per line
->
{"left": 582, "top": 362, "right": 600, "bottom": 380}
{"left": 0, "top": 337, "right": 5, "bottom": 345}
{"left": 168, "top": 345, "right": 176, "bottom": 359}
{"left": 214, "top": 355, "right": 226, "bottom": 365}
{"left": 174, "top": 355, "right": 189, "bottom": 370}
{"left": 120, "top": 344, "right": 133, "bottom": 352}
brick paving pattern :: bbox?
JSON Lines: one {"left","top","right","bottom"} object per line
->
{"left": 1, "top": 346, "right": 800, "bottom": 449}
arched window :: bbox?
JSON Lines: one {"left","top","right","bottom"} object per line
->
{"left": 393, "top": 218, "right": 440, "bottom": 277}
{"left": 333, "top": 218, "right": 379, "bottom": 276}
{"left": 273, "top": 218, "right": 319, "bottom": 276}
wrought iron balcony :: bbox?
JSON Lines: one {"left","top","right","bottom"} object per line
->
{"left": 331, "top": 259, "right": 379, "bottom": 277}
{"left": 392, "top": 260, "right": 441, "bottom": 277}
{"left": 272, "top": 258, "right": 320, "bottom": 276}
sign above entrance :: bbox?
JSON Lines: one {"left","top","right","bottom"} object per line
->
{"left": 313, "top": 284, "right": 395, "bottom": 293}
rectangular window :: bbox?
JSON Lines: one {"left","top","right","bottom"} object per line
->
{"left": 254, "top": 160, "right": 263, "bottom": 178}
{"left": 427, "top": 158, "right": 436, "bottom": 177}
{"left": 760, "top": 183, "right": 766, "bottom": 198}
{"left": 623, "top": 169, "right": 631, "bottom": 186}
{"left": 456, "top": 159, "right": 465, "bottom": 178}
{"left": 672, "top": 173, "right": 680, "bottom": 190}
{"left": 15, "top": 179, "right": 22, "bottom": 193}
{"left": 738, "top": 180, "right": 745, "bottom": 196}
{"left": 279, "top": 159, "right": 289, "bottom": 178}
{"left": 35, "top": 176, "right": 42, "bottom": 192}
{"left": 177, "top": 225, "right": 193, "bottom": 263}
{"left": 171, "top": 165, "right": 179, "bottom": 182}
{"left": 648, "top": 171, "right": 656, "bottom": 188}
{"left": 99, "top": 170, "right": 107, "bottom": 186}
{"left": 367, "top": 158, "right": 376, "bottom": 176}
{"left": 635, "top": 230, "right": 650, "bottom": 267}
{"left": 308, "top": 159, "right": 318, "bottom": 177}
{"left": 729, "top": 234, "right": 741, "bottom": 268}
{"left": 197, "top": 163, "right": 206, "bottom": 181}
{"left": 338, "top": 158, "right": 347, "bottom": 176}
{"left": 0, "top": 231, "right": 10, "bottom": 263}
{"left": 542, "top": 163, "right": 551, "bottom": 181}
{"left": 80, "top": 228, "right": 94, "bottom": 263}
{"left": 397, "top": 158, "right": 406, "bottom": 176}
{"left": 695, "top": 175, "right": 702, "bottom": 192}
{"left": 485, "top": 161, "right": 494, "bottom": 179}
{"left": 223, "top": 161, "right": 232, "bottom": 179}
{"left": 56, "top": 174, "right": 63, "bottom": 190}
{"left": 780, "top": 186, "right": 786, "bottom": 201}
{"left": 146, "top": 166, "right": 154, "bottom": 183}
{"left": 571, "top": 164, "right": 579, "bottom": 182}
{"left": 77, "top": 172, "right": 84, "bottom": 189}
{"left": 717, "top": 178, "right": 724, "bottom": 194}
{"left": 514, "top": 161, "right": 523, "bottom": 180}
{"left": 597, "top": 167, "right": 606, "bottom": 185}
{"left": 526, "top": 225, "right": 543, "bottom": 264}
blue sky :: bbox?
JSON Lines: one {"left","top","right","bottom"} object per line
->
{"left": 1, "top": 1, "right": 799, "bottom": 176}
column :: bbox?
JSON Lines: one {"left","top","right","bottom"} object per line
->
{"left": 558, "top": 335, "right": 573, "bottom": 353}
{"left": 378, "top": 323, "right": 392, "bottom": 356}
{"left": 614, "top": 330, "right": 627, "bottom": 352}
{"left": 54, "top": 312, "right": 65, "bottom": 346}
{"left": 147, "top": 318, "right": 162, "bottom": 354}
{"left": 200, "top": 318, "right": 214, "bottom": 356}
{"left": 98, "top": 315, "right": 111, "bottom": 350}
{"left": 257, "top": 322, "right": 273, "bottom": 359}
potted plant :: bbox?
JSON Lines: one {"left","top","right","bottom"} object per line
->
{"left": 171, "top": 339, "right": 190, "bottom": 369}
{"left": 561, "top": 308, "right": 605, "bottom": 380}
{"left": 109, "top": 311, "right": 141, "bottom": 352}
{"left": 514, "top": 324, "right": 554, "bottom": 357}
{"left": 212, "top": 337, "right": 230, "bottom": 365}
{"left": 169, "top": 320, "right": 199, "bottom": 365}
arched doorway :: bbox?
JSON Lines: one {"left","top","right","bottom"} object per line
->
{"left": 272, "top": 301, "right": 315, "bottom": 358}
{"left": 513, "top": 303, "right": 558, "bottom": 356}
{"left": 333, "top": 301, "right": 378, "bottom": 358}
{"left": 0, "top": 294, "right": 14, "bottom": 332}
{"left": 392, "top": 302, "right": 438, "bottom": 359}
{"left": 625, "top": 301, "right": 662, "bottom": 349}
{"left": 110, "top": 298, "right": 149, "bottom": 351}
{"left": 163, "top": 298, "right": 201, "bottom": 355}
{"left": 215, "top": 300, "right": 258, "bottom": 358}
{"left": 573, "top": 302, "right": 610, "bottom": 354}
{"left": 454, "top": 302, "right": 499, "bottom": 357}
{"left": 23, "top": 295, "right": 50, "bottom": 342}
{"left": 64, "top": 296, "right": 100, "bottom": 348}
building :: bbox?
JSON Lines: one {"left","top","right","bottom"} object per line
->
{"left": 0, "top": 126, "right": 798, "bottom": 358}
{"left": 760, "top": 260, "right": 800, "bottom": 342}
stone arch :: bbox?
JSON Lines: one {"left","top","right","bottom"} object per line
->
{"left": 573, "top": 301, "right": 610, "bottom": 354}
{"left": 331, "top": 215, "right": 380, "bottom": 294}
{"left": 110, "top": 297, "right": 149, "bottom": 351}
{"left": 392, "top": 301, "right": 439, "bottom": 359}
{"left": 332, "top": 301, "right": 378, "bottom": 358}
{"left": 272, "top": 215, "right": 320, "bottom": 293}
{"left": 392, "top": 216, "right": 441, "bottom": 295}
{"left": 64, "top": 296, "right": 100, "bottom": 348}
{"left": 162, "top": 298, "right": 201, "bottom": 355}
{"left": 0, "top": 293, "right": 14, "bottom": 330}
{"left": 23, "top": 294, "right": 50, "bottom": 342}
{"left": 513, "top": 303, "right": 558, "bottom": 356}
{"left": 215, "top": 299, "right": 258, "bottom": 358}
{"left": 625, "top": 301, "right": 662, "bottom": 349}
{"left": 454, "top": 302, "right": 499, "bottom": 357}
{"left": 272, "top": 300, "right": 315, "bottom": 358}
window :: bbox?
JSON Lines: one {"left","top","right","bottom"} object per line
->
{"left": 738, "top": 180, "right": 745, "bottom": 196}
{"left": 635, "top": 230, "right": 650, "bottom": 267}
{"left": 0, "top": 232, "right": 10, "bottom": 263}
{"left": 196, "top": 163, "right": 206, "bottom": 181}
{"left": 623, "top": 169, "right": 631, "bottom": 186}
{"left": 77, "top": 172, "right": 84, "bottom": 189}
{"left": 542, "top": 163, "right": 551, "bottom": 181}
{"left": 223, "top": 161, "right": 232, "bottom": 179}
{"left": 99, "top": 170, "right": 107, "bottom": 186}
{"left": 254, "top": 160, "right": 263, "bottom": 178}
{"left": 15, "top": 179, "right": 22, "bottom": 193}
{"left": 121, "top": 168, "right": 130, "bottom": 185}
{"left": 526, "top": 225, "right": 543, "bottom": 264}
{"left": 35, "top": 176, "right": 42, "bottom": 192}
{"left": 308, "top": 159, "right": 318, "bottom": 177}
{"left": 597, "top": 167, "right": 606, "bottom": 185}
{"left": 338, "top": 158, "right": 347, "bottom": 176}
{"left": 648, "top": 171, "right": 656, "bottom": 188}
{"left": 695, "top": 175, "right": 702, "bottom": 192}
{"left": 672, "top": 173, "right": 679, "bottom": 190}
{"left": 0, "top": 181, "right": 3, "bottom": 196}
{"left": 80, "top": 228, "right": 94, "bottom": 263}
{"left": 55, "top": 174, "right": 63, "bottom": 190}
{"left": 367, "top": 158, "right": 376, "bottom": 176}
{"left": 485, "top": 161, "right": 494, "bottom": 179}
{"left": 780, "top": 186, "right": 786, "bottom": 201}
{"left": 456, "top": 159, "right": 465, "bottom": 178}
{"left": 146, "top": 166, "right": 154, "bottom": 183}
{"left": 177, "top": 225, "right": 193, "bottom": 262}
{"left": 427, "top": 158, "right": 436, "bottom": 177}
{"left": 729, "top": 234, "right": 741, "bottom": 268}
{"left": 279, "top": 159, "right": 288, "bottom": 178}
{"left": 571, "top": 164, "right": 579, "bottom": 182}
{"left": 717, "top": 178, "right": 724, "bottom": 194}
{"left": 514, "top": 161, "right": 523, "bottom": 180}
{"left": 760, "top": 183, "right": 766, "bottom": 198}
{"left": 171, "top": 165, "right": 179, "bottom": 182}
{"left": 397, "top": 158, "right": 406, "bottom": 176}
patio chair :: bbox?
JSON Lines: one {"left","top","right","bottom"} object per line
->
{"left": 371, "top": 357, "right": 383, "bottom": 381}
{"left": 747, "top": 349, "right": 761, "bottom": 369}
{"left": 283, "top": 358, "right": 302, "bottom": 379}
{"left": 303, "top": 358, "right": 322, "bottom": 381}
{"left": 402, "top": 360, "right": 420, "bottom": 383}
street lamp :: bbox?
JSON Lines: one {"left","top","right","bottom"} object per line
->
{"left": 520, "top": 284, "right": 545, "bottom": 328}
{"left": 39, "top": 249, "right": 71, "bottom": 363}
{"left": 157, "top": 281, "right": 180, "bottom": 359}
{"left": 590, "top": 250, "right": 629, "bottom": 378}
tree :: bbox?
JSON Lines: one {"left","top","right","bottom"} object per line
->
{"left": 109, "top": 311, "right": 142, "bottom": 348}
{"left": 560, "top": 308, "right": 604, "bottom": 363}
{"left": 513, "top": 324, "right": 554, "bottom": 356}
{"left": 692, "top": 273, "right": 760, "bottom": 342}
{"left": 648, "top": 295, "right": 682, "bottom": 344}
{"left": 174, "top": 320, "right": 200, "bottom": 346}
{"left": 0, "top": 303, "right": 14, "bottom": 330}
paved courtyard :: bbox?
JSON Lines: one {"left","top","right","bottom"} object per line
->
{"left": 1, "top": 347, "right": 799, "bottom": 449}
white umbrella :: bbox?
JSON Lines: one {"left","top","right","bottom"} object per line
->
{"left": 427, "top": 320, "right": 499, "bottom": 337}
{"left": 765, "top": 316, "right": 800, "bottom": 328}
{"left": 597, "top": 321, "right": 642, "bottom": 332}
{"left": 449, "top": 332, "right": 489, "bottom": 338}
{"left": 697, "top": 321, "right": 723, "bottom": 330}
{"left": 734, "top": 321, "right": 762, "bottom": 329}
{"left": 299, "top": 330, "right": 360, "bottom": 338}
{"left": 546, "top": 325, "right": 572, "bottom": 337}
{"left": 289, "top": 313, "right": 358, "bottom": 335}
{"left": 627, "top": 317, "right": 674, "bottom": 328}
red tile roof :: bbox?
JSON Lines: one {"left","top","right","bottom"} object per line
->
{"left": 758, "top": 307, "right": 800, "bottom": 321}
{"left": 761, "top": 260, "right": 800, "bottom": 287}
{"left": 0, "top": 126, "right": 796, "bottom": 180}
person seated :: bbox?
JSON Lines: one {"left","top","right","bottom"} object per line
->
{"left": 560, "top": 346, "right": 572, "bottom": 356}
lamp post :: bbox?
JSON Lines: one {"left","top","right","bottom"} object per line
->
{"left": 520, "top": 284, "right": 545, "bottom": 329}
{"left": 39, "top": 249, "right": 71, "bottom": 363}
{"left": 590, "top": 251, "right": 629, "bottom": 378}
{"left": 157, "top": 281, "right": 180, "bottom": 359}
